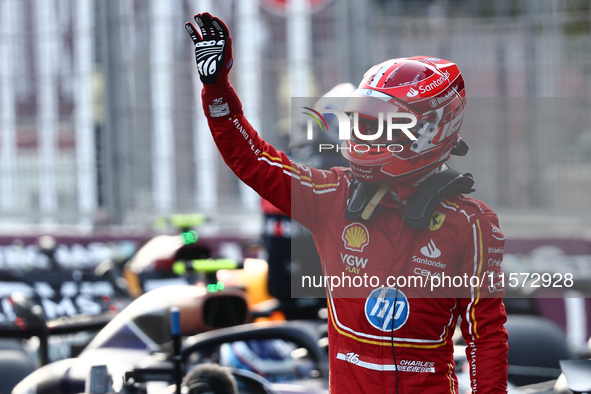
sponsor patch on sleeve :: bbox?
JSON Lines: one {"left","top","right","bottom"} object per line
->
{"left": 209, "top": 102, "right": 230, "bottom": 118}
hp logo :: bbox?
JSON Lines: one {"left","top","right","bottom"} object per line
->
{"left": 364, "top": 287, "right": 410, "bottom": 332}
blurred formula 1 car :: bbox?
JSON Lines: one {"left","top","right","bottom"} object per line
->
{"left": 12, "top": 284, "right": 329, "bottom": 394}
{"left": 0, "top": 217, "right": 275, "bottom": 394}
{"left": 123, "top": 214, "right": 276, "bottom": 312}
{"left": 11, "top": 282, "right": 591, "bottom": 394}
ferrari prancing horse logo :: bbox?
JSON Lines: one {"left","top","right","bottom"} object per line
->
{"left": 428, "top": 212, "right": 446, "bottom": 231}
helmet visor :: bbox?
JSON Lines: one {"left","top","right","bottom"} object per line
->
{"left": 351, "top": 115, "right": 419, "bottom": 144}
{"left": 343, "top": 91, "right": 422, "bottom": 145}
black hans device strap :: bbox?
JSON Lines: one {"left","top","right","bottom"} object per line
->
{"left": 345, "top": 168, "right": 475, "bottom": 226}
{"left": 403, "top": 168, "right": 475, "bottom": 228}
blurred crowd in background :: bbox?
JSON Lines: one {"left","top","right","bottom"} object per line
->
{"left": 1, "top": 0, "right": 591, "bottom": 236}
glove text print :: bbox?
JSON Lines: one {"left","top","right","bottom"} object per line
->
{"left": 194, "top": 38, "right": 225, "bottom": 78}
{"left": 185, "top": 13, "right": 233, "bottom": 85}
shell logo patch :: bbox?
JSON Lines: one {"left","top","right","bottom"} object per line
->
{"left": 342, "top": 223, "right": 370, "bottom": 252}
{"left": 428, "top": 211, "right": 446, "bottom": 231}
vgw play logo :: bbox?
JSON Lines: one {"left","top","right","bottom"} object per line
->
{"left": 302, "top": 107, "right": 418, "bottom": 153}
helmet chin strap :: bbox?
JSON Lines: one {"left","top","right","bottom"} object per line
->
{"left": 345, "top": 181, "right": 388, "bottom": 221}
{"left": 360, "top": 183, "right": 391, "bottom": 220}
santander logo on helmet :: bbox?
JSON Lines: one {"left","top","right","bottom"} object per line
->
{"left": 341, "top": 56, "right": 467, "bottom": 184}
{"left": 407, "top": 87, "right": 419, "bottom": 98}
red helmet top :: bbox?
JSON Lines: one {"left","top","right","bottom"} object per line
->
{"left": 342, "top": 56, "right": 466, "bottom": 184}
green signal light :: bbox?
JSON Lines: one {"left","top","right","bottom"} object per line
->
{"left": 180, "top": 230, "right": 199, "bottom": 245}
{"left": 206, "top": 282, "right": 226, "bottom": 293}
{"left": 191, "top": 259, "right": 237, "bottom": 272}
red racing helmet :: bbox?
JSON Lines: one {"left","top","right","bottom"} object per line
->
{"left": 341, "top": 56, "right": 467, "bottom": 184}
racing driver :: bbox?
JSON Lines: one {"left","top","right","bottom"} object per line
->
{"left": 185, "top": 13, "right": 508, "bottom": 394}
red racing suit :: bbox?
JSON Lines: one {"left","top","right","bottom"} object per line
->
{"left": 202, "top": 81, "right": 508, "bottom": 393}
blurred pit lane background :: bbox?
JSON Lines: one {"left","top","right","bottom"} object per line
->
{"left": 0, "top": 0, "right": 590, "bottom": 236}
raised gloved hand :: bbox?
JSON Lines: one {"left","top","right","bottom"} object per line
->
{"left": 185, "top": 13, "right": 233, "bottom": 85}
